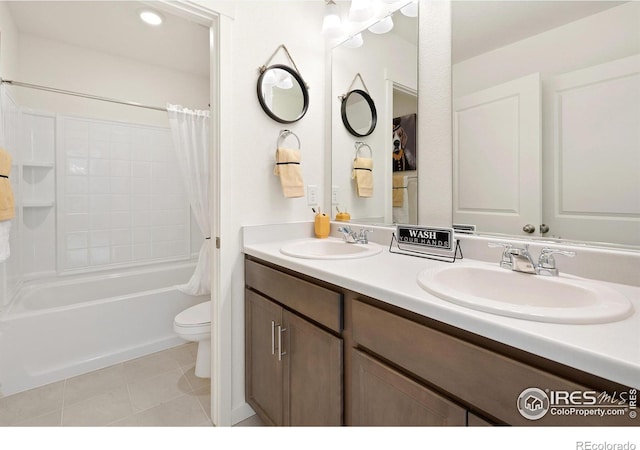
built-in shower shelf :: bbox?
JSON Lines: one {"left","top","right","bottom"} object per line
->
{"left": 23, "top": 200, "right": 55, "bottom": 208}
{"left": 22, "top": 161, "right": 54, "bottom": 168}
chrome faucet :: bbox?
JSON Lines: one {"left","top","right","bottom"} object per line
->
{"left": 488, "top": 243, "right": 536, "bottom": 274}
{"left": 506, "top": 245, "right": 537, "bottom": 274}
{"left": 488, "top": 243, "right": 575, "bottom": 276}
{"left": 536, "top": 248, "right": 576, "bottom": 276}
{"left": 488, "top": 242, "right": 514, "bottom": 270}
{"left": 337, "top": 226, "right": 373, "bottom": 244}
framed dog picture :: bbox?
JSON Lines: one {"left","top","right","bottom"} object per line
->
{"left": 392, "top": 113, "right": 417, "bottom": 172}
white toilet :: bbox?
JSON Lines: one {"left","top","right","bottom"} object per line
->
{"left": 174, "top": 301, "right": 211, "bottom": 378}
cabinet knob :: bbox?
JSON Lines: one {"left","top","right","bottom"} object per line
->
{"left": 522, "top": 224, "right": 535, "bottom": 234}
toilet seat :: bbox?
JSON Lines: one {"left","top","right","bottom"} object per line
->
{"left": 174, "top": 301, "right": 211, "bottom": 328}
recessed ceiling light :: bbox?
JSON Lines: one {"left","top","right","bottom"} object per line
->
{"left": 139, "top": 9, "right": 163, "bottom": 26}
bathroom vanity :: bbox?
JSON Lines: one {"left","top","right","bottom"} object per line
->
{"left": 245, "top": 258, "right": 342, "bottom": 426}
{"left": 243, "top": 225, "right": 640, "bottom": 427}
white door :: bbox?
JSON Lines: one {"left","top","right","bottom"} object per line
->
{"left": 453, "top": 73, "right": 541, "bottom": 236}
{"left": 543, "top": 55, "right": 640, "bottom": 246}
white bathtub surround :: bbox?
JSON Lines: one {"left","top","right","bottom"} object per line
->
{"left": 242, "top": 222, "right": 640, "bottom": 389}
{"left": 59, "top": 116, "right": 192, "bottom": 274}
{"left": 0, "top": 88, "right": 21, "bottom": 303}
{"left": 0, "top": 221, "right": 10, "bottom": 262}
{"left": 167, "top": 104, "right": 211, "bottom": 296}
{"left": 0, "top": 262, "right": 207, "bottom": 397}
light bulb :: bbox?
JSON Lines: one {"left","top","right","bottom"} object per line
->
{"left": 139, "top": 10, "right": 163, "bottom": 26}
{"left": 368, "top": 15, "right": 394, "bottom": 34}
{"left": 321, "top": 0, "right": 343, "bottom": 39}
{"left": 400, "top": 1, "right": 418, "bottom": 18}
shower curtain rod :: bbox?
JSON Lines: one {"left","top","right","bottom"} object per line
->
{"left": 0, "top": 78, "right": 167, "bottom": 112}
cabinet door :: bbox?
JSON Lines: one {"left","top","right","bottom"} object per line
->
{"left": 351, "top": 349, "right": 466, "bottom": 426}
{"left": 284, "top": 310, "right": 343, "bottom": 426}
{"left": 245, "top": 289, "right": 284, "bottom": 426}
{"left": 467, "top": 412, "right": 494, "bottom": 426}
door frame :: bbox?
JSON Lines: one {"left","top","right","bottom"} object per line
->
{"left": 152, "top": 0, "right": 232, "bottom": 426}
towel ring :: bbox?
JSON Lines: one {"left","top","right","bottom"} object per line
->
{"left": 277, "top": 129, "right": 301, "bottom": 150}
{"left": 355, "top": 141, "right": 372, "bottom": 158}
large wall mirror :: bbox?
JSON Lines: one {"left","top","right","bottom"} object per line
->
{"left": 452, "top": 1, "right": 639, "bottom": 249}
{"left": 331, "top": 4, "right": 418, "bottom": 224}
{"left": 330, "top": 1, "right": 639, "bottom": 250}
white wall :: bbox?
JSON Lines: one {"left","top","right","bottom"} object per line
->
{"left": 0, "top": 1, "right": 19, "bottom": 80}
{"left": 201, "top": 0, "right": 327, "bottom": 423}
{"left": 16, "top": 34, "right": 209, "bottom": 128}
{"left": 417, "top": 0, "right": 451, "bottom": 227}
{"left": 453, "top": 2, "right": 640, "bottom": 97}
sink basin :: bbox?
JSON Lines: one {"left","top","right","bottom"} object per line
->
{"left": 280, "top": 238, "right": 383, "bottom": 260}
{"left": 416, "top": 263, "right": 633, "bottom": 324}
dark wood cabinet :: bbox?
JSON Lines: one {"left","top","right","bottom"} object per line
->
{"left": 348, "top": 297, "right": 636, "bottom": 426}
{"left": 245, "top": 259, "right": 343, "bottom": 426}
{"left": 351, "top": 348, "right": 467, "bottom": 426}
{"left": 285, "top": 310, "right": 342, "bottom": 426}
{"left": 245, "top": 289, "right": 285, "bottom": 425}
{"left": 467, "top": 412, "right": 494, "bottom": 426}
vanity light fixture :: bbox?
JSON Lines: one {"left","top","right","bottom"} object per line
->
{"left": 321, "top": 0, "right": 343, "bottom": 39}
{"left": 400, "top": 0, "right": 418, "bottom": 18}
{"left": 343, "top": 33, "right": 364, "bottom": 49}
{"left": 368, "top": 15, "right": 394, "bottom": 34}
{"left": 349, "top": 0, "right": 375, "bottom": 22}
{"left": 139, "top": 9, "right": 163, "bottom": 26}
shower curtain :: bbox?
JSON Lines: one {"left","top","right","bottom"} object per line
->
{"left": 167, "top": 104, "right": 211, "bottom": 295}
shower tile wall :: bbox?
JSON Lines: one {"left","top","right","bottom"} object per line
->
{"left": 59, "top": 117, "right": 190, "bottom": 272}
{"left": 21, "top": 111, "right": 56, "bottom": 278}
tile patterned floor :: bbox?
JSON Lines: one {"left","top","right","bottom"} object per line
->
{"left": 0, "top": 343, "right": 261, "bottom": 427}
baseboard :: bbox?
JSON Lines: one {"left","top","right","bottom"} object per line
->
{"left": 231, "top": 401, "right": 257, "bottom": 426}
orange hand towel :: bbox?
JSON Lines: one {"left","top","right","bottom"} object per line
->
{"left": 0, "top": 148, "right": 15, "bottom": 222}
{"left": 352, "top": 157, "right": 373, "bottom": 198}
{"left": 392, "top": 173, "right": 405, "bottom": 207}
{"left": 274, "top": 147, "right": 304, "bottom": 198}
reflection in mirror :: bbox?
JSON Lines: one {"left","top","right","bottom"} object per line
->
{"left": 257, "top": 64, "right": 309, "bottom": 124}
{"left": 452, "top": 1, "right": 640, "bottom": 249}
{"left": 331, "top": 8, "right": 418, "bottom": 224}
{"left": 341, "top": 89, "right": 377, "bottom": 137}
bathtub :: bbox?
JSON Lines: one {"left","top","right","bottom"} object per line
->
{"left": 0, "top": 262, "right": 208, "bottom": 397}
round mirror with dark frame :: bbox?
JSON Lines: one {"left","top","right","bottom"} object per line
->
{"left": 341, "top": 89, "right": 377, "bottom": 137}
{"left": 257, "top": 64, "right": 309, "bottom": 124}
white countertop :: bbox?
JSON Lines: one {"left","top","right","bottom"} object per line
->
{"left": 242, "top": 222, "right": 640, "bottom": 389}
